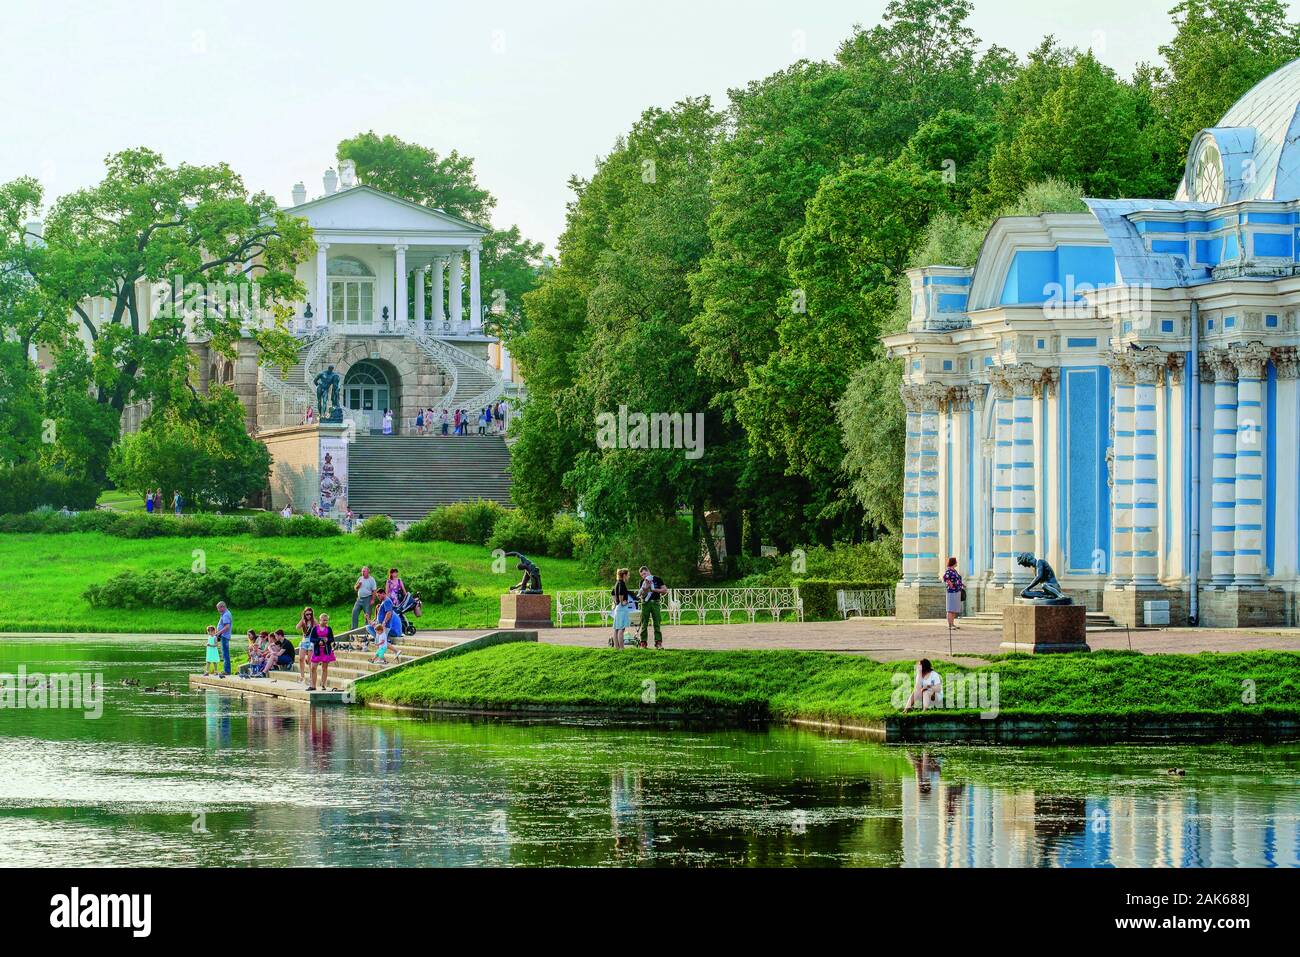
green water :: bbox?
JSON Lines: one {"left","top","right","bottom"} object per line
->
{"left": 1, "top": 638, "right": 1297, "bottom": 867}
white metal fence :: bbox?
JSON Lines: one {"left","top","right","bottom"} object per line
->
{"left": 555, "top": 587, "right": 804, "bottom": 628}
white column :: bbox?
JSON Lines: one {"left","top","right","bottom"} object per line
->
{"left": 450, "top": 251, "right": 464, "bottom": 326}
{"left": 1108, "top": 356, "right": 1135, "bottom": 587}
{"left": 990, "top": 372, "right": 1014, "bottom": 585}
{"left": 1131, "top": 354, "right": 1163, "bottom": 587}
{"left": 1008, "top": 367, "right": 1039, "bottom": 584}
{"left": 916, "top": 389, "right": 943, "bottom": 582}
{"left": 1233, "top": 344, "right": 1270, "bottom": 587}
{"left": 469, "top": 246, "right": 482, "bottom": 329}
{"left": 414, "top": 266, "right": 426, "bottom": 326}
{"left": 433, "top": 257, "right": 447, "bottom": 324}
{"left": 501, "top": 342, "right": 514, "bottom": 382}
{"left": 1208, "top": 351, "right": 1238, "bottom": 587}
{"left": 315, "top": 243, "right": 330, "bottom": 326}
{"left": 394, "top": 244, "right": 408, "bottom": 326}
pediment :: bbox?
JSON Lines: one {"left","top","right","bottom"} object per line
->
{"left": 288, "top": 185, "right": 487, "bottom": 236}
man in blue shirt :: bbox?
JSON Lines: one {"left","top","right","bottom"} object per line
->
{"left": 215, "top": 601, "right": 233, "bottom": 676}
{"left": 377, "top": 588, "right": 403, "bottom": 645}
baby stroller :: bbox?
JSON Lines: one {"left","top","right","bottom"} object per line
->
{"left": 394, "top": 590, "right": 422, "bottom": 637}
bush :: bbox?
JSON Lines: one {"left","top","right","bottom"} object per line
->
{"left": 584, "top": 518, "right": 698, "bottom": 587}
{"left": 402, "top": 499, "right": 506, "bottom": 545}
{"left": 112, "top": 513, "right": 179, "bottom": 539}
{"left": 358, "top": 514, "right": 397, "bottom": 540}
{"left": 0, "top": 463, "right": 101, "bottom": 514}
{"left": 545, "top": 514, "right": 584, "bottom": 559}
{"left": 487, "top": 510, "right": 551, "bottom": 555}
{"left": 734, "top": 537, "right": 903, "bottom": 588}
{"left": 794, "top": 579, "right": 898, "bottom": 620}
{"left": 252, "top": 512, "right": 286, "bottom": 537}
{"left": 82, "top": 558, "right": 459, "bottom": 611}
{"left": 284, "top": 515, "right": 343, "bottom": 538}
{"left": 0, "top": 508, "right": 340, "bottom": 539}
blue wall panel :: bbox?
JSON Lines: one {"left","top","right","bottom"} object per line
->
{"left": 1060, "top": 366, "right": 1112, "bottom": 573}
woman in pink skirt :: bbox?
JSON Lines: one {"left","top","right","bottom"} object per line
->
{"left": 308, "top": 612, "right": 336, "bottom": 691}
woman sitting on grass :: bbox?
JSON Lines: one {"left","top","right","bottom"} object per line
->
{"left": 307, "top": 613, "right": 336, "bottom": 691}
{"left": 904, "top": 659, "right": 943, "bottom": 712}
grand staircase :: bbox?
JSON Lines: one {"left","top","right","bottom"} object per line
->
{"left": 346, "top": 433, "right": 512, "bottom": 522}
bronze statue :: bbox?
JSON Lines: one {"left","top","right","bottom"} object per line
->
{"left": 1016, "top": 552, "right": 1071, "bottom": 604}
{"left": 506, "top": 552, "right": 543, "bottom": 595}
{"left": 313, "top": 365, "right": 341, "bottom": 416}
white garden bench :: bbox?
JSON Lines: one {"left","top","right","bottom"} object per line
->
{"left": 836, "top": 589, "right": 896, "bottom": 619}
{"left": 554, "top": 587, "right": 803, "bottom": 628}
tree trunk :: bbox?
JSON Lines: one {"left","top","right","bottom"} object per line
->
{"left": 693, "top": 500, "right": 721, "bottom": 580}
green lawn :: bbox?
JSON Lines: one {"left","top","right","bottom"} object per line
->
{"left": 356, "top": 643, "right": 1300, "bottom": 727}
{"left": 0, "top": 531, "right": 604, "bottom": 634}
{"left": 95, "top": 490, "right": 259, "bottom": 515}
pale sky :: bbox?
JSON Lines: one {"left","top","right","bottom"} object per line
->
{"left": 0, "top": 0, "right": 1284, "bottom": 253}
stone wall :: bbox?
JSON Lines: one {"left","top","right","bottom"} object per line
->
{"left": 261, "top": 424, "right": 322, "bottom": 512}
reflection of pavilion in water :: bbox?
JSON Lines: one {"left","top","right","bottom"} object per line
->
{"left": 901, "top": 751, "right": 1300, "bottom": 867}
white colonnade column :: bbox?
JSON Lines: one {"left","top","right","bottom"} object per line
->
{"left": 989, "top": 370, "right": 1015, "bottom": 585}
{"left": 915, "top": 386, "right": 945, "bottom": 582}
{"left": 414, "top": 266, "right": 427, "bottom": 327}
{"left": 433, "top": 257, "right": 447, "bottom": 324}
{"left": 394, "top": 244, "right": 408, "bottom": 326}
{"left": 450, "top": 251, "right": 464, "bottom": 325}
{"left": 469, "top": 246, "right": 482, "bottom": 329}
{"left": 1130, "top": 352, "right": 1165, "bottom": 587}
{"left": 1207, "top": 350, "right": 1239, "bottom": 587}
{"left": 315, "top": 243, "right": 330, "bottom": 326}
{"left": 1232, "top": 343, "right": 1271, "bottom": 587}
{"left": 1107, "top": 355, "right": 1135, "bottom": 587}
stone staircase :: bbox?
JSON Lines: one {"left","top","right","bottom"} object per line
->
{"left": 346, "top": 433, "right": 512, "bottom": 522}
{"left": 965, "top": 609, "right": 1123, "bottom": 632}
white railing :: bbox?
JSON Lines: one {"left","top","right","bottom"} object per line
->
{"left": 555, "top": 587, "right": 804, "bottom": 628}
{"left": 837, "top": 589, "right": 896, "bottom": 619}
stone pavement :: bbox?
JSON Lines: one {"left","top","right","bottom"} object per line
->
{"left": 540, "top": 617, "right": 1300, "bottom": 665}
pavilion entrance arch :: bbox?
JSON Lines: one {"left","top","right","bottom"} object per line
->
{"left": 343, "top": 358, "right": 401, "bottom": 434}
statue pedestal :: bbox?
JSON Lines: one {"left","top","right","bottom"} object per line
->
{"left": 499, "top": 593, "right": 554, "bottom": 630}
{"left": 1000, "top": 601, "right": 1089, "bottom": 654}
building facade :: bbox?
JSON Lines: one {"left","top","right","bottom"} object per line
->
{"left": 884, "top": 60, "right": 1300, "bottom": 628}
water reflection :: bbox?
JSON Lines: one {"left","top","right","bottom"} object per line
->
{"left": 0, "top": 638, "right": 1296, "bottom": 868}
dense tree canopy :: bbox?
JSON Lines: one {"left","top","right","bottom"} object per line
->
{"left": 510, "top": 0, "right": 1300, "bottom": 574}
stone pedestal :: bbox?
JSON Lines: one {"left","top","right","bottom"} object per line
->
{"left": 1196, "top": 588, "right": 1287, "bottom": 628}
{"left": 894, "top": 582, "right": 948, "bottom": 620}
{"left": 1104, "top": 586, "right": 1190, "bottom": 628}
{"left": 1000, "top": 601, "right": 1090, "bottom": 654}
{"left": 499, "top": 593, "right": 554, "bottom": 629}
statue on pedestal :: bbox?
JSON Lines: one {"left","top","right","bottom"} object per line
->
{"left": 1016, "top": 553, "right": 1071, "bottom": 605}
{"left": 506, "top": 552, "right": 543, "bottom": 595}
{"left": 313, "top": 365, "right": 342, "bottom": 420}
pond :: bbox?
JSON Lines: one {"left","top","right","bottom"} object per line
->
{"left": 1, "top": 638, "right": 1297, "bottom": 867}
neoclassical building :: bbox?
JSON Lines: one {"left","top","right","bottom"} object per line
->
{"left": 884, "top": 61, "right": 1300, "bottom": 628}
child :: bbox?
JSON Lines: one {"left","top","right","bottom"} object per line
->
{"left": 204, "top": 625, "right": 220, "bottom": 675}
{"left": 368, "top": 622, "right": 388, "bottom": 664}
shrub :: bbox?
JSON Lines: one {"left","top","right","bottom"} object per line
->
{"left": 358, "top": 514, "right": 397, "bottom": 540}
{"left": 70, "top": 510, "right": 125, "bottom": 534}
{"left": 584, "top": 518, "right": 698, "bottom": 587}
{"left": 82, "top": 558, "right": 459, "bottom": 611}
{"left": 251, "top": 512, "right": 286, "bottom": 537}
{"left": 112, "top": 513, "right": 179, "bottom": 539}
{"left": 545, "top": 514, "right": 584, "bottom": 559}
{"left": 794, "top": 579, "right": 898, "bottom": 620}
{"left": 0, "top": 463, "right": 101, "bottom": 514}
{"left": 284, "top": 514, "right": 342, "bottom": 538}
{"left": 405, "top": 562, "right": 458, "bottom": 605}
{"left": 403, "top": 499, "right": 506, "bottom": 545}
{"left": 735, "top": 537, "right": 903, "bottom": 587}
{"left": 487, "top": 510, "right": 551, "bottom": 555}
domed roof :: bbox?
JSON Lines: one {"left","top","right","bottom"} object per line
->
{"left": 1175, "top": 57, "right": 1300, "bottom": 203}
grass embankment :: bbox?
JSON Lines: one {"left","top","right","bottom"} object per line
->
{"left": 0, "top": 532, "right": 603, "bottom": 634}
{"left": 355, "top": 644, "right": 1300, "bottom": 730}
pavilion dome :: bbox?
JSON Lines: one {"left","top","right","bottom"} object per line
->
{"left": 1175, "top": 57, "right": 1300, "bottom": 204}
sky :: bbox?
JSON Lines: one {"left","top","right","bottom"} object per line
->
{"left": 0, "top": 0, "right": 1282, "bottom": 253}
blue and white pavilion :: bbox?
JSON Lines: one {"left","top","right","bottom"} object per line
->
{"left": 884, "top": 59, "right": 1300, "bottom": 627}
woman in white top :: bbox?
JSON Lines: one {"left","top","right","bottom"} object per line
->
{"left": 382, "top": 409, "right": 394, "bottom": 435}
{"left": 904, "top": 658, "right": 943, "bottom": 711}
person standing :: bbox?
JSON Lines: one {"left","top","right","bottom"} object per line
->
{"left": 296, "top": 606, "right": 317, "bottom": 686}
{"left": 636, "top": 566, "right": 667, "bottom": 650}
{"left": 214, "top": 601, "right": 233, "bottom": 676}
{"left": 145, "top": 490, "right": 154, "bottom": 514}
{"left": 440, "top": 408, "right": 450, "bottom": 436}
{"left": 352, "top": 565, "right": 378, "bottom": 630}
{"left": 610, "top": 568, "right": 631, "bottom": 650}
{"left": 173, "top": 490, "right": 182, "bottom": 516}
{"left": 308, "top": 613, "right": 336, "bottom": 691}
{"left": 382, "top": 409, "right": 394, "bottom": 435}
{"left": 942, "top": 557, "right": 964, "bottom": 629}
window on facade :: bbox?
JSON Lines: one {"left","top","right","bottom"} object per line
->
{"left": 1193, "top": 141, "right": 1225, "bottom": 205}
{"left": 328, "top": 256, "right": 375, "bottom": 326}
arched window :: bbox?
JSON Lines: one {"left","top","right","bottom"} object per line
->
{"left": 328, "top": 256, "right": 375, "bottom": 326}
{"left": 342, "top": 360, "right": 390, "bottom": 416}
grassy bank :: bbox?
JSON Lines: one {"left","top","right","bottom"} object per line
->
{"left": 354, "top": 644, "right": 1300, "bottom": 730}
{"left": 1, "top": 531, "right": 604, "bottom": 634}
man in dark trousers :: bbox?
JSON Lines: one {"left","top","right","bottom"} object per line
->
{"left": 636, "top": 566, "right": 668, "bottom": 649}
